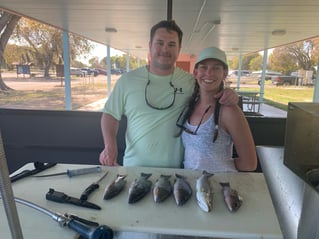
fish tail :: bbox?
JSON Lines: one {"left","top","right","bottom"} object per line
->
{"left": 141, "top": 172, "right": 152, "bottom": 179}
{"left": 116, "top": 174, "right": 127, "bottom": 181}
{"left": 175, "top": 173, "right": 185, "bottom": 179}
{"left": 220, "top": 182, "right": 230, "bottom": 188}
{"left": 203, "top": 170, "right": 214, "bottom": 177}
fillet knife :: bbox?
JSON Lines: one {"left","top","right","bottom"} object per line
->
{"left": 80, "top": 171, "right": 108, "bottom": 201}
{"left": 35, "top": 166, "right": 102, "bottom": 178}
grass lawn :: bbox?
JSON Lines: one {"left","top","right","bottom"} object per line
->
{"left": 237, "top": 84, "right": 314, "bottom": 111}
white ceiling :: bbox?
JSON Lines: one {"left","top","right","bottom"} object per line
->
{"left": 1, "top": 0, "right": 319, "bottom": 60}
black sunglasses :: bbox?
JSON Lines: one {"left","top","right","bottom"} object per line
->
{"left": 145, "top": 80, "right": 177, "bottom": 110}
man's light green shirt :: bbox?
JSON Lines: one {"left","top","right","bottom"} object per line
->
{"left": 103, "top": 66, "right": 194, "bottom": 168}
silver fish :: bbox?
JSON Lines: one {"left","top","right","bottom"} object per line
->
{"left": 173, "top": 174, "right": 192, "bottom": 206}
{"left": 153, "top": 174, "right": 173, "bottom": 203}
{"left": 128, "top": 172, "right": 152, "bottom": 204}
{"left": 220, "top": 182, "right": 243, "bottom": 212}
{"left": 196, "top": 171, "right": 214, "bottom": 212}
{"left": 103, "top": 174, "right": 127, "bottom": 200}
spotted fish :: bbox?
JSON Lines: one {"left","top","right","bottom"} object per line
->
{"left": 220, "top": 182, "right": 243, "bottom": 212}
{"left": 153, "top": 175, "right": 173, "bottom": 203}
{"left": 196, "top": 171, "right": 214, "bottom": 212}
{"left": 173, "top": 174, "right": 192, "bottom": 206}
{"left": 128, "top": 172, "right": 152, "bottom": 204}
{"left": 103, "top": 174, "right": 127, "bottom": 200}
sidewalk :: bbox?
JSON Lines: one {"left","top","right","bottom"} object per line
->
{"left": 80, "top": 98, "right": 287, "bottom": 118}
{"left": 242, "top": 103, "right": 287, "bottom": 117}
{"left": 78, "top": 98, "right": 107, "bottom": 111}
{"left": 259, "top": 103, "right": 287, "bottom": 117}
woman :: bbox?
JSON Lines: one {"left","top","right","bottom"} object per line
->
{"left": 177, "top": 47, "right": 257, "bottom": 172}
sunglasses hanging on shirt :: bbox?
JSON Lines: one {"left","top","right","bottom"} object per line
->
{"left": 144, "top": 70, "right": 177, "bottom": 110}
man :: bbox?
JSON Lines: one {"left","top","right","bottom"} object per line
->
{"left": 99, "top": 20, "right": 238, "bottom": 167}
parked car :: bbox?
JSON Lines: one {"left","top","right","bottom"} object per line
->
{"left": 254, "top": 71, "right": 282, "bottom": 85}
{"left": 111, "top": 68, "right": 126, "bottom": 75}
{"left": 70, "top": 67, "right": 86, "bottom": 77}
{"left": 80, "top": 68, "right": 99, "bottom": 76}
{"left": 94, "top": 68, "right": 107, "bottom": 75}
{"left": 228, "top": 70, "right": 251, "bottom": 77}
{"left": 271, "top": 75, "right": 298, "bottom": 86}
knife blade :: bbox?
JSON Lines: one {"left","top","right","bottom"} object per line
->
{"left": 80, "top": 171, "right": 108, "bottom": 201}
{"left": 34, "top": 166, "right": 102, "bottom": 178}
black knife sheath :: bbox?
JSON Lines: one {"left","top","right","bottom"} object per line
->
{"left": 46, "top": 188, "right": 101, "bottom": 210}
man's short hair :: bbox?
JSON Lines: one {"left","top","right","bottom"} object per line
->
{"left": 150, "top": 20, "right": 183, "bottom": 46}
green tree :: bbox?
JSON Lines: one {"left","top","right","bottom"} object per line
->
{"left": 228, "top": 57, "right": 239, "bottom": 70}
{"left": 72, "top": 60, "right": 86, "bottom": 68}
{"left": 4, "top": 44, "right": 37, "bottom": 67}
{"left": 228, "top": 53, "right": 261, "bottom": 71}
{"left": 268, "top": 39, "right": 319, "bottom": 75}
{"left": 0, "top": 11, "right": 21, "bottom": 91}
{"left": 13, "top": 18, "right": 93, "bottom": 78}
{"left": 311, "top": 38, "right": 319, "bottom": 75}
{"left": 286, "top": 40, "right": 315, "bottom": 71}
{"left": 101, "top": 54, "right": 146, "bottom": 71}
{"left": 249, "top": 54, "right": 263, "bottom": 71}
{"left": 312, "top": 39, "right": 319, "bottom": 59}
{"left": 89, "top": 56, "right": 103, "bottom": 69}
{"left": 114, "top": 55, "right": 127, "bottom": 69}
{"left": 268, "top": 47, "right": 298, "bottom": 74}
{"left": 3, "top": 44, "right": 17, "bottom": 67}
{"left": 242, "top": 53, "right": 260, "bottom": 70}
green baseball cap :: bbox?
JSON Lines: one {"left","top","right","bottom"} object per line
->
{"left": 195, "top": 47, "right": 228, "bottom": 68}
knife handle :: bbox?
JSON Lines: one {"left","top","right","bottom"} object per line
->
{"left": 80, "top": 183, "right": 99, "bottom": 201}
{"left": 67, "top": 166, "right": 101, "bottom": 177}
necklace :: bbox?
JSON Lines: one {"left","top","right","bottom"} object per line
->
{"left": 144, "top": 69, "right": 177, "bottom": 110}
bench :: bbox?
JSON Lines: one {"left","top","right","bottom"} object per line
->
{"left": 238, "top": 95, "right": 263, "bottom": 113}
{"left": 242, "top": 100, "right": 263, "bottom": 113}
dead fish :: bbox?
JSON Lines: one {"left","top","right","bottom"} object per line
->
{"left": 153, "top": 175, "right": 173, "bottom": 203}
{"left": 220, "top": 182, "right": 243, "bottom": 212}
{"left": 173, "top": 174, "right": 192, "bottom": 206}
{"left": 128, "top": 172, "right": 152, "bottom": 204}
{"left": 196, "top": 171, "right": 214, "bottom": 212}
{"left": 103, "top": 174, "right": 127, "bottom": 200}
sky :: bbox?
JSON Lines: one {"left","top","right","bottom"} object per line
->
{"left": 77, "top": 41, "right": 124, "bottom": 65}
{"left": 91, "top": 42, "right": 124, "bottom": 59}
